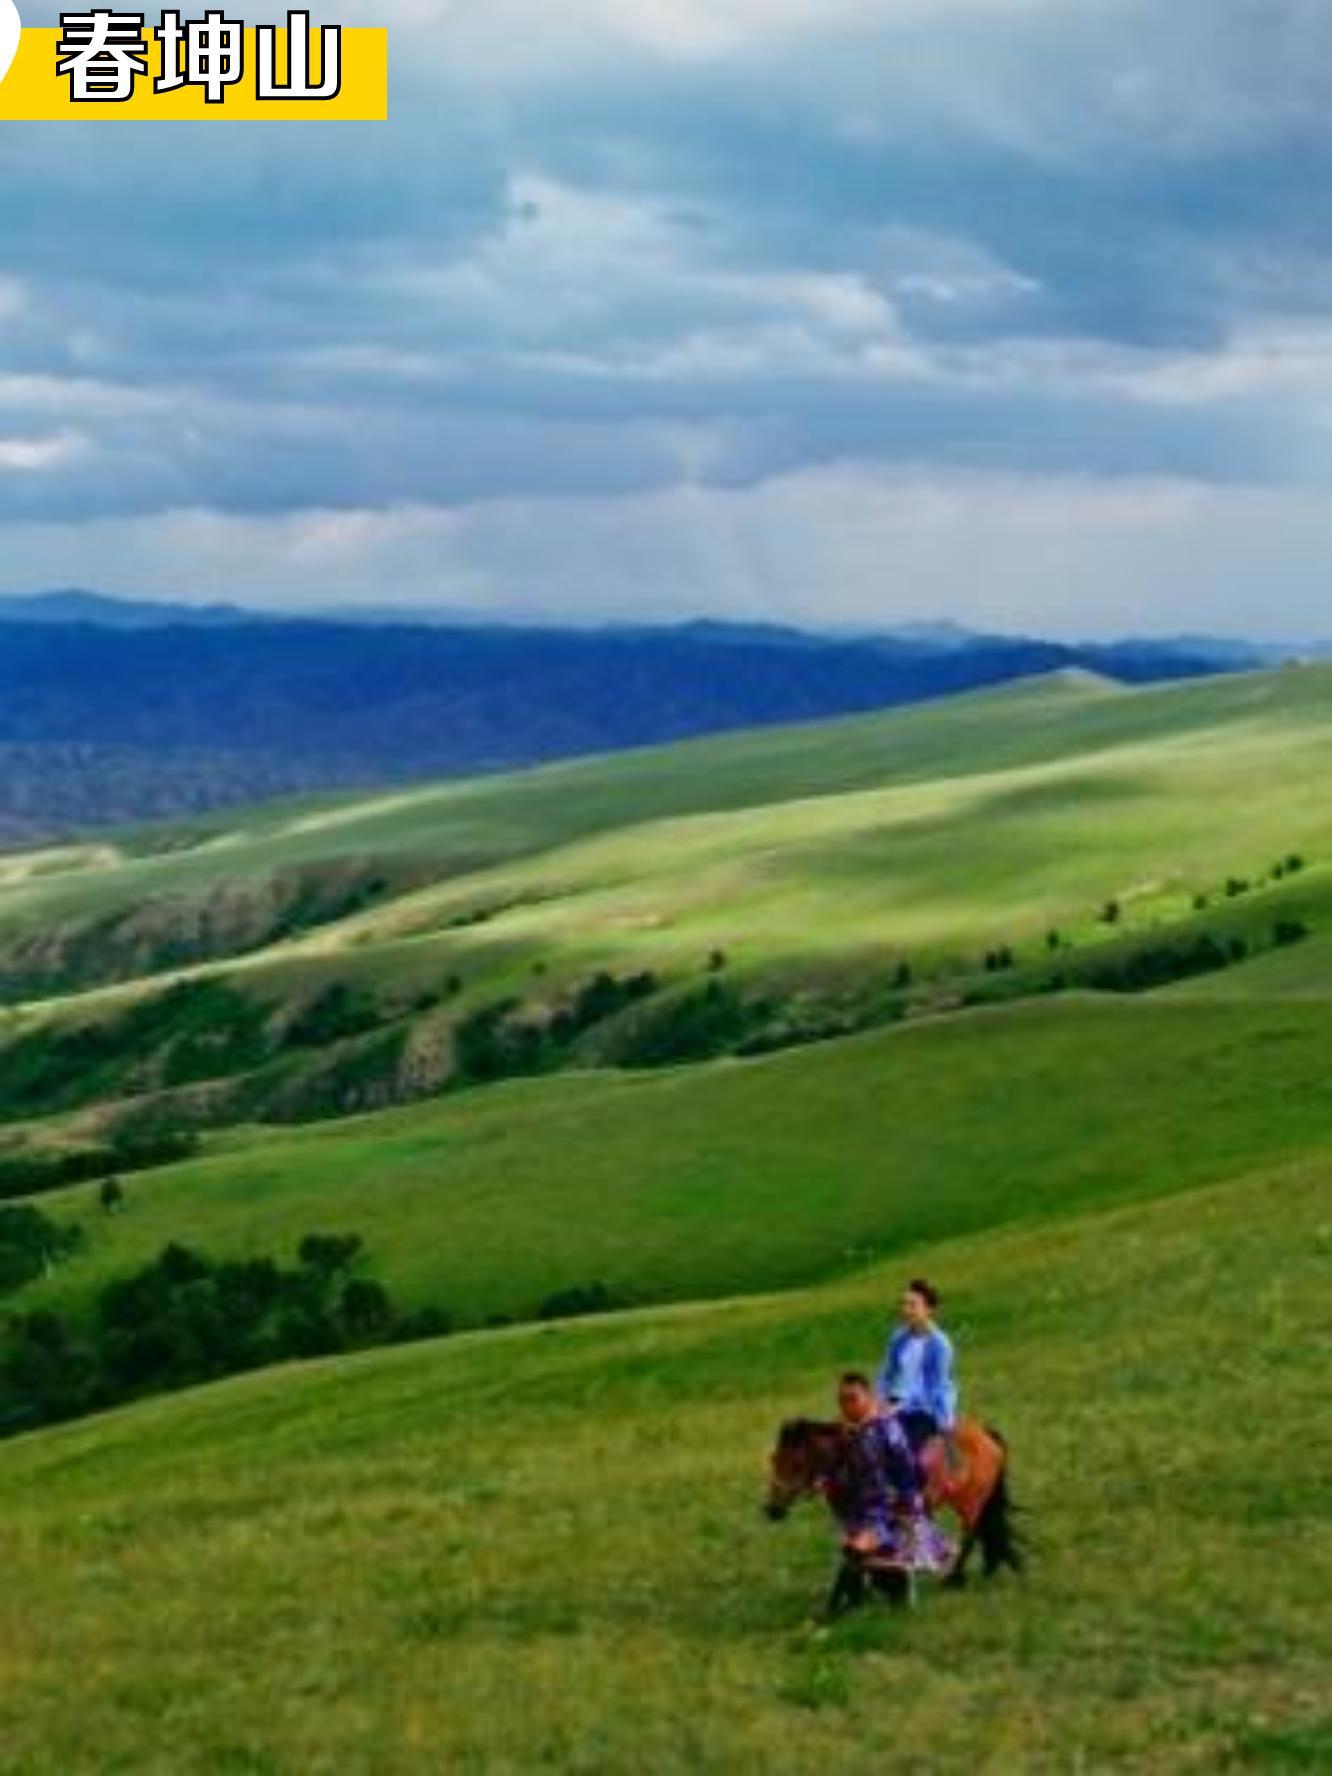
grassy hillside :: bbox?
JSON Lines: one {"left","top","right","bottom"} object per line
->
{"left": 0, "top": 664, "right": 1327, "bottom": 1149}
{"left": 3, "top": 666, "right": 1330, "bottom": 1771}
{"left": 10, "top": 667, "right": 1332, "bottom": 944}
{"left": 12, "top": 989, "right": 1331, "bottom": 1344}
{"left": 2, "top": 1156, "right": 1327, "bottom": 1774}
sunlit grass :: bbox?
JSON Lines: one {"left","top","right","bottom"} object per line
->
{"left": 2, "top": 1158, "right": 1328, "bottom": 1773}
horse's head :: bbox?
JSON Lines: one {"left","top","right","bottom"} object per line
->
{"left": 764, "top": 1418, "right": 843, "bottom": 1521}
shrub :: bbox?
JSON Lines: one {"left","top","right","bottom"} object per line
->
{"left": 284, "top": 983, "right": 383, "bottom": 1049}
{"left": 1273, "top": 918, "right": 1310, "bottom": 949}
{"left": 1086, "top": 934, "right": 1232, "bottom": 994}
{"left": 538, "top": 1282, "right": 623, "bottom": 1322}
{"left": 618, "top": 980, "right": 759, "bottom": 1067}
{"left": 392, "top": 1305, "right": 455, "bottom": 1344}
{"left": 0, "top": 1205, "right": 81, "bottom": 1296}
{"left": 341, "top": 1278, "right": 394, "bottom": 1338}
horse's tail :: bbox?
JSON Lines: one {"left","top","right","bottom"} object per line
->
{"left": 976, "top": 1424, "right": 1024, "bottom": 1577}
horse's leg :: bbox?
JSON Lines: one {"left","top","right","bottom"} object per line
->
{"left": 826, "top": 1556, "right": 866, "bottom": 1619}
{"left": 977, "top": 1457, "right": 1023, "bottom": 1578}
{"left": 944, "top": 1528, "right": 976, "bottom": 1590}
{"left": 869, "top": 1566, "right": 912, "bottom": 1610}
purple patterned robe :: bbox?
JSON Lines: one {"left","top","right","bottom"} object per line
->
{"left": 839, "top": 1413, "right": 955, "bottom": 1573}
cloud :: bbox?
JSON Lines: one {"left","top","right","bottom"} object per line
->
{"left": 2, "top": 468, "right": 1329, "bottom": 641}
{"left": 2, "top": 1, "right": 1332, "bottom": 633}
{"left": 0, "top": 431, "right": 89, "bottom": 472}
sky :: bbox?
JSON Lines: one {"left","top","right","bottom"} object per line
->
{"left": 2, "top": 0, "right": 1331, "bottom": 638}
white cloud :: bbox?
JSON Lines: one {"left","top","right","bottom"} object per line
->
{"left": 0, "top": 431, "right": 90, "bottom": 473}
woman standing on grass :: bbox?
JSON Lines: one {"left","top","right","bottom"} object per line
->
{"left": 877, "top": 1277, "right": 957, "bottom": 1455}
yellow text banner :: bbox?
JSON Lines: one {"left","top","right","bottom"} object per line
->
{"left": 0, "top": 26, "right": 388, "bottom": 121}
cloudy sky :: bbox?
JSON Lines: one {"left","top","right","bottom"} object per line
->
{"left": 2, "top": 0, "right": 1331, "bottom": 637}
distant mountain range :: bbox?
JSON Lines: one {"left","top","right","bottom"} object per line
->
{"left": 0, "top": 590, "right": 1321, "bottom": 843}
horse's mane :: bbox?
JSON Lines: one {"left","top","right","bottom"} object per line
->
{"left": 778, "top": 1417, "right": 843, "bottom": 1448}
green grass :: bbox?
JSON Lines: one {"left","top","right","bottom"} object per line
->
{"left": 4, "top": 664, "right": 1331, "bottom": 1004}
{"left": 3, "top": 667, "right": 1331, "bottom": 1771}
{"left": 2, "top": 1155, "right": 1328, "bottom": 1774}
{"left": 19, "top": 992, "right": 1332, "bottom": 1329}
{"left": 1, "top": 661, "right": 1329, "bottom": 1163}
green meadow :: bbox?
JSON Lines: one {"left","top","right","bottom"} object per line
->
{"left": 3, "top": 664, "right": 1330, "bottom": 1012}
{"left": 18, "top": 994, "right": 1332, "bottom": 1329}
{"left": 0, "top": 662, "right": 1328, "bottom": 1156}
{"left": 2, "top": 665, "right": 1331, "bottom": 1771}
{"left": 2, "top": 1156, "right": 1328, "bottom": 1773}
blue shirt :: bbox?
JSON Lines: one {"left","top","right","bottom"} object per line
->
{"left": 878, "top": 1325, "right": 957, "bottom": 1430}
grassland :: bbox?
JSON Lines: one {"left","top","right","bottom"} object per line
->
{"left": 2, "top": 664, "right": 1329, "bottom": 992}
{"left": 17, "top": 993, "right": 1332, "bottom": 1330}
{"left": 0, "top": 663, "right": 1328, "bottom": 1148}
{"left": 2, "top": 1155, "right": 1328, "bottom": 1774}
{"left": 2, "top": 665, "right": 1331, "bottom": 1772}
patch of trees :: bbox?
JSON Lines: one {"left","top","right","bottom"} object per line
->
{"left": 1273, "top": 918, "right": 1311, "bottom": 948}
{"left": 615, "top": 979, "right": 766, "bottom": 1067}
{"left": 453, "top": 971, "right": 659, "bottom": 1085}
{"left": 0, "top": 978, "right": 268, "bottom": 1119}
{"left": 0, "top": 1128, "right": 198, "bottom": 1204}
{"left": 1081, "top": 919, "right": 1310, "bottom": 994}
{"left": 0, "top": 969, "right": 412, "bottom": 1133}
{"left": 0, "top": 1233, "right": 452, "bottom": 1439}
{"left": 283, "top": 982, "right": 384, "bottom": 1049}
{"left": 0, "top": 1204, "right": 80, "bottom": 1296}
{"left": 267, "top": 865, "right": 398, "bottom": 944}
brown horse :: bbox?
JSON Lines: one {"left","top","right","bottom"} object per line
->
{"left": 765, "top": 1415, "right": 1021, "bottom": 1611}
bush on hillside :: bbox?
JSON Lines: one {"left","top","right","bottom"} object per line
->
{"left": 454, "top": 971, "right": 661, "bottom": 1086}
{"left": 0, "top": 1205, "right": 81, "bottom": 1296}
{"left": 0, "top": 1124, "right": 197, "bottom": 1204}
{"left": 538, "top": 1281, "right": 624, "bottom": 1322}
{"left": 1273, "top": 918, "right": 1310, "bottom": 948}
{"left": 616, "top": 980, "right": 764, "bottom": 1067}
{"left": 284, "top": 983, "right": 384, "bottom": 1049}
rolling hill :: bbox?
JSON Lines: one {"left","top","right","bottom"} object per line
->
{"left": 2, "top": 661, "right": 1330, "bottom": 1771}
{"left": 0, "top": 663, "right": 1325, "bottom": 1152}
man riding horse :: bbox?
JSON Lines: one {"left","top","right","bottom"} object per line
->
{"left": 765, "top": 1278, "right": 1022, "bottom": 1613}
{"left": 836, "top": 1371, "right": 956, "bottom": 1575}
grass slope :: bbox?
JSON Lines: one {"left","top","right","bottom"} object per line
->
{"left": 3, "top": 663, "right": 1329, "bottom": 966}
{"left": 0, "top": 663, "right": 1328, "bottom": 1155}
{"left": 20, "top": 992, "right": 1332, "bottom": 1329}
{"left": 2, "top": 1157, "right": 1328, "bottom": 1774}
